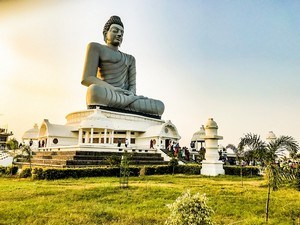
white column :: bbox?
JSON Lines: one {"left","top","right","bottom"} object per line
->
{"left": 158, "top": 137, "right": 161, "bottom": 150}
{"left": 126, "top": 131, "right": 131, "bottom": 144}
{"left": 104, "top": 128, "right": 107, "bottom": 144}
{"left": 46, "top": 138, "right": 50, "bottom": 147}
{"left": 78, "top": 129, "right": 83, "bottom": 144}
{"left": 111, "top": 130, "right": 114, "bottom": 145}
{"left": 90, "top": 128, "right": 94, "bottom": 144}
{"left": 84, "top": 131, "right": 89, "bottom": 144}
{"left": 99, "top": 130, "right": 101, "bottom": 144}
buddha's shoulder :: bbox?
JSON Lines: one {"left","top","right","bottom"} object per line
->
{"left": 87, "top": 42, "right": 106, "bottom": 50}
{"left": 120, "top": 51, "right": 135, "bottom": 62}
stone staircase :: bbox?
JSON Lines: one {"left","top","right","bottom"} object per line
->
{"left": 29, "top": 150, "right": 168, "bottom": 168}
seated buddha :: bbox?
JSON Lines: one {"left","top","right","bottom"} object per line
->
{"left": 81, "top": 16, "right": 165, "bottom": 117}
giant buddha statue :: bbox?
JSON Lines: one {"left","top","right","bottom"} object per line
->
{"left": 81, "top": 16, "right": 165, "bottom": 117}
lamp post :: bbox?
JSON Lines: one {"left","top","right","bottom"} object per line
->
{"left": 201, "top": 118, "right": 225, "bottom": 176}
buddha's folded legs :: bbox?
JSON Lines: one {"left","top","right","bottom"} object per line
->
{"left": 126, "top": 98, "right": 164, "bottom": 116}
{"left": 86, "top": 84, "right": 164, "bottom": 116}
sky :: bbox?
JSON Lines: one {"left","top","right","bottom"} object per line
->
{"left": 0, "top": 0, "right": 299, "bottom": 148}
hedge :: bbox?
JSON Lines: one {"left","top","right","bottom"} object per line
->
{"left": 140, "top": 165, "right": 260, "bottom": 176}
{"left": 0, "top": 164, "right": 261, "bottom": 179}
{"left": 223, "top": 165, "right": 260, "bottom": 176}
{"left": 32, "top": 167, "right": 140, "bottom": 180}
{"left": 140, "top": 165, "right": 201, "bottom": 176}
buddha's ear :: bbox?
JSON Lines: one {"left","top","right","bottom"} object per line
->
{"left": 103, "top": 31, "right": 107, "bottom": 43}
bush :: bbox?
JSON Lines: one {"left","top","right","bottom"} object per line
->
{"left": 168, "top": 157, "right": 179, "bottom": 167}
{"left": 19, "top": 168, "right": 32, "bottom": 178}
{"left": 8, "top": 166, "right": 19, "bottom": 175}
{"left": 0, "top": 166, "right": 19, "bottom": 176}
{"left": 0, "top": 166, "right": 5, "bottom": 175}
{"left": 105, "top": 154, "right": 122, "bottom": 167}
{"left": 165, "top": 190, "right": 214, "bottom": 225}
{"left": 32, "top": 168, "right": 45, "bottom": 180}
{"left": 296, "top": 171, "right": 300, "bottom": 191}
{"left": 223, "top": 165, "right": 260, "bottom": 176}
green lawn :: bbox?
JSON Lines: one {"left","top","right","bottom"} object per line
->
{"left": 0, "top": 175, "right": 299, "bottom": 225}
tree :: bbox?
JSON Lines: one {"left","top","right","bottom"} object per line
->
{"left": 238, "top": 133, "right": 299, "bottom": 223}
{"left": 226, "top": 144, "right": 245, "bottom": 186}
{"left": 21, "top": 145, "right": 32, "bottom": 170}
{"left": 6, "top": 138, "right": 19, "bottom": 153}
{"left": 120, "top": 150, "right": 130, "bottom": 188}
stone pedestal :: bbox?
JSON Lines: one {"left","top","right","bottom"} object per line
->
{"left": 201, "top": 118, "right": 225, "bottom": 176}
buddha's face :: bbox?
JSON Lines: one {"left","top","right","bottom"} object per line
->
{"left": 105, "top": 24, "right": 124, "bottom": 47}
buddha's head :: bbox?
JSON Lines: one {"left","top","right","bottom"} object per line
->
{"left": 103, "top": 16, "right": 124, "bottom": 47}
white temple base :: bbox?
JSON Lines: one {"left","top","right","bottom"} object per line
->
{"left": 201, "top": 160, "right": 225, "bottom": 176}
{"left": 35, "top": 108, "right": 181, "bottom": 153}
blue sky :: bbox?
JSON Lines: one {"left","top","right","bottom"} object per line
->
{"left": 0, "top": 0, "right": 299, "bottom": 147}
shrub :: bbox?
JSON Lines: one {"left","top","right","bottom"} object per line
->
{"left": 105, "top": 154, "right": 122, "bottom": 167}
{"left": 32, "top": 168, "right": 45, "bottom": 180}
{"left": 296, "top": 171, "right": 300, "bottom": 191}
{"left": 0, "top": 166, "right": 5, "bottom": 175}
{"left": 19, "top": 168, "right": 32, "bottom": 178}
{"left": 165, "top": 190, "right": 214, "bottom": 225}
{"left": 0, "top": 166, "right": 18, "bottom": 176}
{"left": 168, "top": 157, "right": 179, "bottom": 167}
{"left": 8, "top": 166, "right": 19, "bottom": 175}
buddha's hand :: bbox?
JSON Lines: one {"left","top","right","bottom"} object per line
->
{"left": 114, "top": 88, "right": 134, "bottom": 96}
{"left": 132, "top": 95, "right": 147, "bottom": 100}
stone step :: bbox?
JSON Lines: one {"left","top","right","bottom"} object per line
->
{"left": 34, "top": 151, "right": 77, "bottom": 156}
{"left": 72, "top": 155, "right": 164, "bottom": 161}
{"left": 31, "top": 159, "right": 67, "bottom": 165}
{"left": 66, "top": 160, "right": 168, "bottom": 166}
{"left": 73, "top": 151, "right": 162, "bottom": 157}
{"left": 34, "top": 155, "right": 74, "bottom": 160}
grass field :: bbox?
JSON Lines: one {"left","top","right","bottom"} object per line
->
{"left": 0, "top": 175, "right": 299, "bottom": 225}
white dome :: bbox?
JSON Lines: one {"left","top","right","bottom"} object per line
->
{"left": 266, "top": 131, "right": 276, "bottom": 140}
{"left": 22, "top": 124, "right": 39, "bottom": 140}
{"left": 205, "top": 118, "right": 218, "bottom": 129}
{"left": 79, "top": 109, "right": 114, "bottom": 129}
{"left": 191, "top": 125, "right": 205, "bottom": 141}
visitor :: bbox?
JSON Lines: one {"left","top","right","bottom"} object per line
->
{"left": 185, "top": 148, "right": 190, "bottom": 161}
{"left": 150, "top": 139, "right": 154, "bottom": 149}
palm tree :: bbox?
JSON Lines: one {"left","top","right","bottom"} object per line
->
{"left": 238, "top": 133, "right": 299, "bottom": 223}
{"left": 226, "top": 144, "right": 245, "bottom": 186}
{"left": 21, "top": 145, "right": 32, "bottom": 170}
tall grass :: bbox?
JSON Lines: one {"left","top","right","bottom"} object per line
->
{"left": 0, "top": 175, "right": 299, "bottom": 225}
